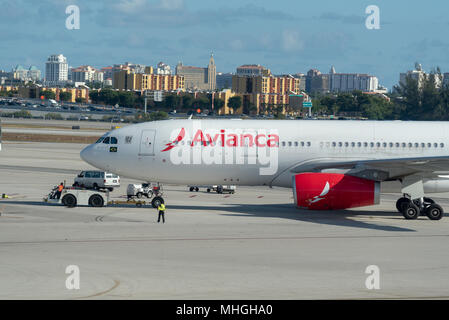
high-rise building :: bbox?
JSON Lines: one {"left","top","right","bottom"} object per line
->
{"left": 399, "top": 63, "right": 440, "bottom": 89}
{"left": 12, "top": 65, "right": 28, "bottom": 81}
{"left": 216, "top": 72, "right": 233, "bottom": 90}
{"left": 113, "top": 69, "right": 184, "bottom": 92}
{"left": 236, "top": 64, "right": 271, "bottom": 77}
{"left": 305, "top": 69, "right": 329, "bottom": 94}
{"left": 329, "top": 66, "right": 379, "bottom": 93}
{"left": 71, "top": 65, "right": 104, "bottom": 83}
{"left": 175, "top": 54, "right": 216, "bottom": 91}
{"left": 232, "top": 74, "right": 300, "bottom": 95}
{"left": 156, "top": 62, "right": 172, "bottom": 75}
{"left": 45, "top": 54, "right": 68, "bottom": 86}
{"left": 28, "top": 66, "right": 41, "bottom": 81}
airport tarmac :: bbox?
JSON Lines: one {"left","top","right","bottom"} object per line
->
{"left": 1, "top": 141, "right": 449, "bottom": 299}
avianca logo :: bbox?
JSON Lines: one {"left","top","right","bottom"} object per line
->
{"left": 162, "top": 128, "right": 185, "bottom": 152}
{"left": 161, "top": 128, "right": 279, "bottom": 151}
{"left": 306, "top": 182, "right": 330, "bottom": 205}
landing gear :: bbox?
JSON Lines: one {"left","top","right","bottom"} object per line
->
{"left": 425, "top": 204, "right": 444, "bottom": 220}
{"left": 396, "top": 195, "right": 444, "bottom": 220}
{"left": 402, "top": 202, "right": 420, "bottom": 220}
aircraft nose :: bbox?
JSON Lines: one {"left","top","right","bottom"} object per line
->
{"left": 80, "top": 144, "right": 95, "bottom": 166}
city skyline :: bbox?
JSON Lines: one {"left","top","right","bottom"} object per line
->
{"left": 1, "top": 0, "right": 449, "bottom": 89}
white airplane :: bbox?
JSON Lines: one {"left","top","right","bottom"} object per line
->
{"left": 80, "top": 119, "right": 449, "bottom": 220}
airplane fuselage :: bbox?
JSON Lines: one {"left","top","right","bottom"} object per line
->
{"left": 81, "top": 119, "right": 449, "bottom": 189}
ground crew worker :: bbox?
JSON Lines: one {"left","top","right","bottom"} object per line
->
{"left": 55, "top": 182, "right": 64, "bottom": 199}
{"left": 157, "top": 203, "right": 166, "bottom": 223}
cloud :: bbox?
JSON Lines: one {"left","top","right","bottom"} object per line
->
{"left": 159, "top": 0, "right": 183, "bottom": 10}
{"left": 282, "top": 30, "right": 304, "bottom": 52}
{"left": 318, "top": 12, "right": 364, "bottom": 25}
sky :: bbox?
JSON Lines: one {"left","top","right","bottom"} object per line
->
{"left": 0, "top": 0, "right": 448, "bottom": 89}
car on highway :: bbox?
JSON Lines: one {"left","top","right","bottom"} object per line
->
{"left": 73, "top": 170, "right": 120, "bottom": 191}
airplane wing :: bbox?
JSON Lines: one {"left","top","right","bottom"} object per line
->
{"left": 290, "top": 155, "right": 449, "bottom": 181}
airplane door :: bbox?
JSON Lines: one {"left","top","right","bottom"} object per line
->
{"left": 139, "top": 129, "right": 156, "bottom": 156}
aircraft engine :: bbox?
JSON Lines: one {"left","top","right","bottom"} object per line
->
{"left": 293, "top": 173, "right": 380, "bottom": 210}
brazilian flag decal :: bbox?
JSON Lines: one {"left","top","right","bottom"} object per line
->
{"left": 110, "top": 147, "right": 118, "bottom": 153}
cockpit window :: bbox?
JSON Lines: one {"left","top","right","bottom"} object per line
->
{"left": 110, "top": 137, "right": 118, "bottom": 144}
{"left": 103, "top": 137, "right": 110, "bottom": 144}
{"left": 96, "top": 137, "right": 104, "bottom": 143}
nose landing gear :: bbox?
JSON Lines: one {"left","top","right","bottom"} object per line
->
{"left": 396, "top": 196, "right": 444, "bottom": 220}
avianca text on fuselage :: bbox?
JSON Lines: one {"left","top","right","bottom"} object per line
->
{"left": 162, "top": 128, "right": 280, "bottom": 150}
{"left": 164, "top": 128, "right": 280, "bottom": 175}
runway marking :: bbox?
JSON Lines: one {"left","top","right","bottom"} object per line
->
{"left": 257, "top": 196, "right": 264, "bottom": 198}
{"left": 189, "top": 195, "right": 197, "bottom": 198}
{"left": 72, "top": 280, "right": 120, "bottom": 300}
{"left": 95, "top": 216, "right": 104, "bottom": 222}
{"left": 1, "top": 234, "right": 449, "bottom": 246}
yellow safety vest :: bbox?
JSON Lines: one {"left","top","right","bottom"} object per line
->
{"left": 158, "top": 204, "right": 165, "bottom": 211}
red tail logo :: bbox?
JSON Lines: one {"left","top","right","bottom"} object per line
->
{"left": 162, "top": 128, "right": 185, "bottom": 152}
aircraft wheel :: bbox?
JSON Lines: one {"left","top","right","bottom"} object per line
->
{"left": 426, "top": 204, "right": 444, "bottom": 221}
{"left": 402, "top": 203, "right": 420, "bottom": 220}
{"left": 396, "top": 197, "right": 410, "bottom": 212}
{"left": 152, "top": 196, "right": 164, "bottom": 208}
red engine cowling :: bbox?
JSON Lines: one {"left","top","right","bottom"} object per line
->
{"left": 293, "top": 173, "right": 380, "bottom": 210}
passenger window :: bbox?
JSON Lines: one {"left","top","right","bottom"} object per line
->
{"left": 110, "top": 137, "right": 118, "bottom": 144}
{"left": 92, "top": 172, "right": 101, "bottom": 178}
{"left": 441, "top": 143, "right": 444, "bottom": 148}
{"left": 376, "top": 142, "right": 381, "bottom": 148}
{"left": 402, "top": 143, "right": 406, "bottom": 147}
{"left": 307, "top": 142, "right": 311, "bottom": 147}
{"left": 85, "top": 172, "right": 92, "bottom": 178}
{"left": 294, "top": 142, "right": 299, "bottom": 147}
{"left": 282, "top": 142, "right": 286, "bottom": 147}
{"left": 288, "top": 142, "right": 292, "bottom": 147}
{"left": 351, "top": 142, "right": 355, "bottom": 147}
{"left": 434, "top": 143, "right": 438, "bottom": 148}
{"left": 103, "top": 137, "right": 110, "bottom": 144}
{"left": 415, "top": 143, "right": 419, "bottom": 148}
{"left": 332, "top": 142, "right": 336, "bottom": 147}
{"left": 408, "top": 143, "right": 412, "bottom": 148}
{"left": 396, "top": 143, "right": 400, "bottom": 148}
{"left": 100, "top": 172, "right": 105, "bottom": 178}
{"left": 370, "top": 142, "right": 374, "bottom": 148}
{"left": 383, "top": 142, "right": 387, "bottom": 148}
{"left": 96, "top": 137, "right": 104, "bottom": 143}
{"left": 421, "top": 143, "right": 425, "bottom": 148}
{"left": 301, "top": 142, "right": 305, "bottom": 147}
{"left": 389, "top": 143, "right": 393, "bottom": 148}
{"left": 339, "top": 142, "right": 343, "bottom": 147}
{"left": 364, "top": 142, "right": 368, "bottom": 147}
{"left": 358, "top": 142, "right": 362, "bottom": 147}
{"left": 427, "top": 143, "right": 432, "bottom": 148}
{"left": 345, "top": 142, "right": 349, "bottom": 147}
